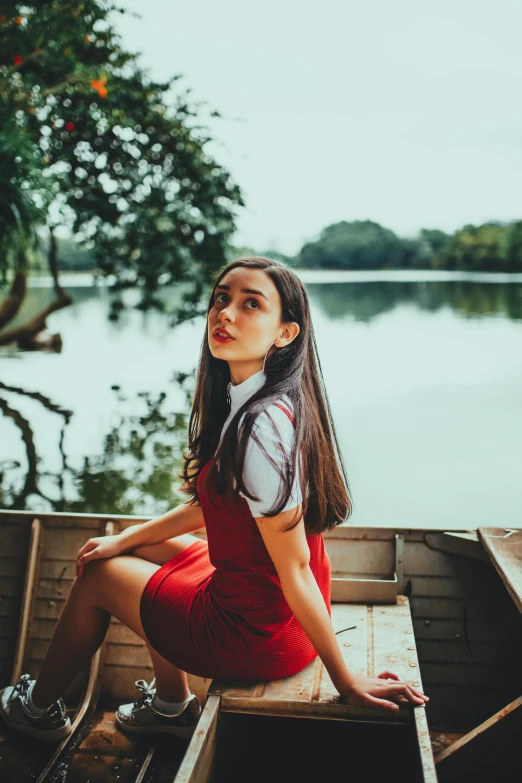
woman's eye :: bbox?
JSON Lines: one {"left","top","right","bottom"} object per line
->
{"left": 214, "top": 294, "right": 259, "bottom": 309}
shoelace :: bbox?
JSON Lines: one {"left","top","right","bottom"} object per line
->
{"left": 8, "top": 673, "right": 32, "bottom": 705}
{"left": 8, "top": 673, "right": 65, "bottom": 721}
{"left": 132, "top": 677, "right": 157, "bottom": 709}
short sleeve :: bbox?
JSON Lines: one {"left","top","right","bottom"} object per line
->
{"left": 238, "top": 403, "right": 302, "bottom": 517}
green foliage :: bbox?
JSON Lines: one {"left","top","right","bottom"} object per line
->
{"left": 64, "top": 392, "right": 189, "bottom": 515}
{"left": 435, "top": 222, "right": 509, "bottom": 272}
{"left": 296, "top": 220, "right": 419, "bottom": 270}
{"left": 295, "top": 219, "right": 522, "bottom": 272}
{"left": 0, "top": 384, "right": 191, "bottom": 515}
{"left": 0, "top": 1, "right": 244, "bottom": 322}
{"left": 498, "top": 220, "right": 522, "bottom": 271}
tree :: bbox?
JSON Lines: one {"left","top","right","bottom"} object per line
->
{"left": 296, "top": 220, "right": 422, "bottom": 270}
{"left": 294, "top": 219, "right": 522, "bottom": 273}
{"left": 436, "top": 223, "right": 505, "bottom": 272}
{"left": 0, "top": 379, "right": 192, "bottom": 514}
{"left": 0, "top": 2, "right": 244, "bottom": 347}
{"left": 499, "top": 220, "right": 522, "bottom": 272}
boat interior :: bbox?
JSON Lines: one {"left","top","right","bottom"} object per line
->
{"left": 1, "top": 511, "right": 521, "bottom": 782}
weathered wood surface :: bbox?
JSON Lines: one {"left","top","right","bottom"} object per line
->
{"left": 2, "top": 511, "right": 521, "bottom": 737}
{"left": 0, "top": 514, "right": 211, "bottom": 708}
{"left": 424, "top": 531, "right": 490, "bottom": 562}
{"left": 175, "top": 694, "right": 220, "bottom": 783}
{"left": 478, "top": 527, "right": 522, "bottom": 614}
{"left": 209, "top": 597, "right": 424, "bottom": 724}
{"left": 209, "top": 597, "right": 437, "bottom": 781}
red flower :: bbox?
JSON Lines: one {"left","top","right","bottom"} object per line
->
{"left": 15, "top": 16, "right": 23, "bottom": 24}
{"left": 65, "top": 121, "right": 75, "bottom": 132}
{"left": 14, "top": 55, "right": 22, "bottom": 66}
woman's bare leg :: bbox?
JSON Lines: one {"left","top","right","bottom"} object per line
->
{"left": 130, "top": 534, "right": 202, "bottom": 702}
{"left": 31, "top": 556, "right": 186, "bottom": 709}
{"left": 31, "top": 533, "right": 203, "bottom": 710}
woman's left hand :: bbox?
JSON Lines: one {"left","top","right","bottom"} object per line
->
{"left": 338, "top": 670, "right": 429, "bottom": 712}
{"left": 75, "top": 534, "right": 124, "bottom": 578}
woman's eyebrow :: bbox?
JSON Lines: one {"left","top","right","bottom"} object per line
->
{"left": 215, "top": 284, "right": 268, "bottom": 301}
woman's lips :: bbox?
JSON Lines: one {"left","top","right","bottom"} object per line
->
{"left": 212, "top": 332, "right": 235, "bottom": 343}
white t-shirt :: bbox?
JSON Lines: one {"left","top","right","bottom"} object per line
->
{"left": 218, "top": 369, "right": 303, "bottom": 518}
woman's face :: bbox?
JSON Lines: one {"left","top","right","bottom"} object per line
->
{"left": 207, "top": 267, "right": 285, "bottom": 380}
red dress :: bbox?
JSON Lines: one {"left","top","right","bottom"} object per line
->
{"left": 140, "top": 405, "right": 331, "bottom": 681}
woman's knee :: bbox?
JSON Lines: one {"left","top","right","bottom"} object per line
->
{"left": 78, "top": 556, "right": 158, "bottom": 635}
{"left": 78, "top": 557, "right": 114, "bottom": 595}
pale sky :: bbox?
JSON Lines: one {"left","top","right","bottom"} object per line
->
{"left": 117, "top": 0, "right": 522, "bottom": 255}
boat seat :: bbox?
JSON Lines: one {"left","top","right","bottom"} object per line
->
{"left": 478, "top": 527, "right": 522, "bottom": 615}
{"left": 209, "top": 596, "right": 423, "bottom": 724}
{"left": 177, "top": 597, "right": 437, "bottom": 783}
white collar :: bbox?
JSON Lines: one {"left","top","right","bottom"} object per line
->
{"left": 228, "top": 369, "right": 266, "bottom": 415}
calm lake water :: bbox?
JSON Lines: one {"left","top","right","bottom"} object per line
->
{"left": 1, "top": 270, "right": 521, "bottom": 530}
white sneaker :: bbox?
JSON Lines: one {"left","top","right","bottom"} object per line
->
{"left": 0, "top": 674, "right": 72, "bottom": 743}
{"left": 116, "top": 678, "right": 202, "bottom": 738}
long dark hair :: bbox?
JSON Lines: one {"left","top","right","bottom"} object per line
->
{"left": 178, "top": 256, "right": 352, "bottom": 534}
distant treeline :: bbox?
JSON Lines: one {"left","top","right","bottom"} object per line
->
{"left": 40, "top": 218, "right": 522, "bottom": 274}
{"left": 268, "top": 219, "right": 522, "bottom": 273}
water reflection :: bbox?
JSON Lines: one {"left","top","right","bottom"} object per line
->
{"left": 0, "top": 373, "right": 194, "bottom": 515}
{"left": 308, "top": 280, "right": 522, "bottom": 322}
{"left": 1, "top": 274, "right": 521, "bottom": 528}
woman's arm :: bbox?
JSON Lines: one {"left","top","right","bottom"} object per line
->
{"left": 118, "top": 501, "right": 205, "bottom": 552}
{"left": 254, "top": 507, "right": 429, "bottom": 712}
{"left": 76, "top": 501, "right": 205, "bottom": 576}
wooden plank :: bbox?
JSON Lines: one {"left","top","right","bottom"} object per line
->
{"left": 373, "top": 597, "right": 436, "bottom": 783}
{"left": 327, "top": 539, "right": 396, "bottom": 576}
{"left": 416, "top": 639, "right": 504, "bottom": 666}
{"left": 210, "top": 601, "right": 417, "bottom": 725}
{"left": 421, "top": 662, "right": 505, "bottom": 689}
{"left": 424, "top": 532, "right": 490, "bottom": 562}
{"left": 11, "top": 518, "right": 42, "bottom": 683}
{"left": 373, "top": 596, "right": 424, "bottom": 686}
{"left": 331, "top": 575, "right": 397, "bottom": 603}
{"left": 408, "top": 575, "right": 466, "bottom": 599}
{"left": 436, "top": 695, "right": 522, "bottom": 782}
{"left": 260, "top": 659, "right": 315, "bottom": 703}
{"left": 413, "top": 617, "right": 519, "bottom": 643}
{"left": 409, "top": 596, "right": 491, "bottom": 620}
{"left": 478, "top": 527, "right": 522, "bottom": 614}
{"left": 0, "top": 556, "right": 26, "bottom": 577}
{"left": 208, "top": 598, "right": 437, "bottom": 780}
{"left": 104, "top": 642, "right": 151, "bottom": 667}
{"left": 175, "top": 693, "right": 221, "bottom": 783}
{"left": 404, "top": 541, "right": 487, "bottom": 578}
{"left": 415, "top": 708, "right": 438, "bottom": 783}
{"left": 316, "top": 603, "right": 368, "bottom": 702}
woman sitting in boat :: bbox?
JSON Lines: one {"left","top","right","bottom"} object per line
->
{"left": 1, "top": 256, "right": 429, "bottom": 742}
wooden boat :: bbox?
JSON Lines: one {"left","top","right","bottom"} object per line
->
{"left": 1, "top": 510, "right": 521, "bottom": 782}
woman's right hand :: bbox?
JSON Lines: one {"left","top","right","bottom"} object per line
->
{"left": 76, "top": 534, "right": 125, "bottom": 577}
{"left": 338, "top": 670, "right": 429, "bottom": 712}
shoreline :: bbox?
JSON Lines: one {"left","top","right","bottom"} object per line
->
{"left": 24, "top": 268, "right": 522, "bottom": 289}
